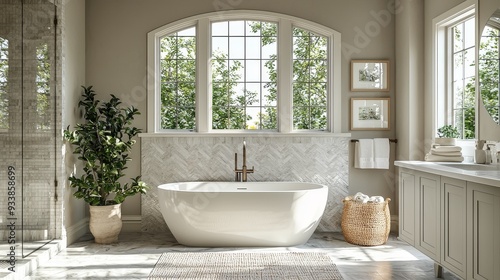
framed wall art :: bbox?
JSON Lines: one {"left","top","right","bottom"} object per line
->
{"left": 351, "top": 60, "right": 389, "bottom": 91}
{"left": 350, "top": 98, "right": 390, "bottom": 130}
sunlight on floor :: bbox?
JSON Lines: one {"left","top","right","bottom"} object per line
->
{"left": 331, "top": 246, "right": 419, "bottom": 263}
{"left": 19, "top": 232, "right": 460, "bottom": 280}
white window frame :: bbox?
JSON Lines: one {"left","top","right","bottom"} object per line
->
{"left": 433, "top": 1, "right": 475, "bottom": 140}
{"left": 147, "top": 10, "right": 341, "bottom": 134}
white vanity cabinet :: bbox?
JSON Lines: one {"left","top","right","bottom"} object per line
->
{"left": 416, "top": 173, "right": 441, "bottom": 262}
{"left": 399, "top": 171, "right": 416, "bottom": 245}
{"left": 396, "top": 162, "right": 500, "bottom": 280}
{"left": 441, "top": 177, "right": 467, "bottom": 279}
{"left": 466, "top": 182, "right": 500, "bottom": 280}
{"left": 399, "top": 170, "right": 440, "bottom": 261}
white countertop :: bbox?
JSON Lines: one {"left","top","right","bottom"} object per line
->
{"left": 394, "top": 161, "right": 500, "bottom": 188}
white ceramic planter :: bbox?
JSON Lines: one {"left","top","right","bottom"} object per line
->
{"left": 89, "top": 204, "right": 122, "bottom": 244}
{"left": 434, "top": 138, "right": 456, "bottom": 146}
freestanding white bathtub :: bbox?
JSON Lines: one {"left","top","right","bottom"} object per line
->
{"left": 157, "top": 182, "right": 328, "bottom": 247}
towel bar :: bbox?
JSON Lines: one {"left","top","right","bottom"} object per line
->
{"left": 351, "top": 139, "right": 398, "bottom": 143}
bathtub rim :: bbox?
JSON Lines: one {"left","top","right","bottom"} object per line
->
{"left": 157, "top": 181, "right": 328, "bottom": 193}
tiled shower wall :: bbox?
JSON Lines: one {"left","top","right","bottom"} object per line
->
{"left": 0, "top": 0, "right": 61, "bottom": 242}
{"left": 141, "top": 135, "right": 349, "bottom": 233}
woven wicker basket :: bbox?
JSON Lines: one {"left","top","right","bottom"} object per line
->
{"left": 341, "top": 197, "right": 391, "bottom": 246}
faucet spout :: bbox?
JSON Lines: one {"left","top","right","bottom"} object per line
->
{"left": 243, "top": 140, "right": 247, "bottom": 168}
{"left": 234, "top": 140, "right": 254, "bottom": 182}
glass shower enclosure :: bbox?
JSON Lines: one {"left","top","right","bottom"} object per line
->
{"left": 0, "top": 0, "right": 58, "bottom": 269}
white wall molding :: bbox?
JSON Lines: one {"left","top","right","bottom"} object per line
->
{"left": 64, "top": 217, "right": 89, "bottom": 246}
{"left": 64, "top": 215, "right": 142, "bottom": 245}
{"left": 122, "top": 215, "right": 142, "bottom": 232}
{"left": 139, "top": 132, "right": 351, "bottom": 138}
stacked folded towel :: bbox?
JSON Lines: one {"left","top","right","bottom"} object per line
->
{"left": 425, "top": 144, "right": 464, "bottom": 162}
{"left": 346, "top": 192, "right": 385, "bottom": 204}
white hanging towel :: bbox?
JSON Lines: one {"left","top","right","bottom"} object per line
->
{"left": 373, "top": 138, "right": 390, "bottom": 169}
{"left": 354, "top": 139, "right": 374, "bottom": 169}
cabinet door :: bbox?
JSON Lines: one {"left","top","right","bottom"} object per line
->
{"left": 467, "top": 182, "right": 500, "bottom": 280}
{"left": 441, "top": 177, "right": 466, "bottom": 279}
{"left": 399, "top": 170, "right": 416, "bottom": 245}
{"left": 416, "top": 172, "right": 440, "bottom": 261}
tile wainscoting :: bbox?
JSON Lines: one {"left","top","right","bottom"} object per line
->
{"left": 140, "top": 134, "right": 350, "bottom": 233}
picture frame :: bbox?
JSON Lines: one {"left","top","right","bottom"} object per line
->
{"left": 351, "top": 60, "right": 389, "bottom": 91}
{"left": 350, "top": 98, "right": 390, "bottom": 130}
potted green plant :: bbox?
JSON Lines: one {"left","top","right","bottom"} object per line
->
{"left": 63, "top": 86, "right": 148, "bottom": 244}
{"left": 435, "top": 124, "right": 460, "bottom": 146}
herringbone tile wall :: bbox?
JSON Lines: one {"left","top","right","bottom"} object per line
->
{"left": 141, "top": 135, "right": 350, "bottom": 233}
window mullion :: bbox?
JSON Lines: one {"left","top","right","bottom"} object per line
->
{"left": 460, "top": 22, "right": 466, "bottom": 130}
{"left": 197, "top": 18, "right": 210, "bottom": 132}
{"left": 278, "top": 19, "right": 292, "bottom": 133}
{"left": 461, "top": 32, "right": 466, "bottom": 133}
{"left": 446, "top": 26, "right": 454, "bottom": 126}
{"left": 330, "top": 29, "right": 341, "bottom": 133}
{"left": 147, "top": 32, "right": 159, "bottom": 132}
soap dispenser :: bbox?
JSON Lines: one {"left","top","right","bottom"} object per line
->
{"left": 487, "top": 144, "right": 498, "bottom": 164}
{"left": 474, "top": 140, "right": 486, "bottom": 164}
{"left": 485, "top": 146, "right": 491, "bottom": 165}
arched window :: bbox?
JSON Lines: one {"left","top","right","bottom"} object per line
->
{"left": 147, "top": 11, "right": 341, "bottom": 133}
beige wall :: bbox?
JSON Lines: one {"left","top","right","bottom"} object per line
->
{"left": 396, "top": 0, "right": 424, "bottom": 163}
{"left": 62, "top": 0, "right": 87, "bottom": 244}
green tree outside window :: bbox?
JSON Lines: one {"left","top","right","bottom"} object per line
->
{"left": 160, "top": 22, "right": 329, "bottom": 131}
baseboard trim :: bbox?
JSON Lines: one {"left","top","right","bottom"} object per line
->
{"left": 390, "top": 214, "right": 399, "bottom": 234}
{"left": 65, "top": 215, "right": 142, "bottom": 244}
{"left": 122, "top": 215, "right": 142, "bottom": 232}
{"left": 65, "top": 217, "right": 89, "bottom": 246}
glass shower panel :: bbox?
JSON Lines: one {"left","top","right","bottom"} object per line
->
{"left": 0, "top": 0, "right": 23, "bottom": 269}
{"left": 21, "top": 0, "right": 56, "bottom": 257}
{"left": 0, "top": 0, "right": 56, "bottom": 267}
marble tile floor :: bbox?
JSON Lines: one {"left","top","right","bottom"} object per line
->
{"left": 0, "top": 239, "right": 64, "bottom": 280}
{"left": 20, "top": 232, "right": 460, "bottom": 280}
